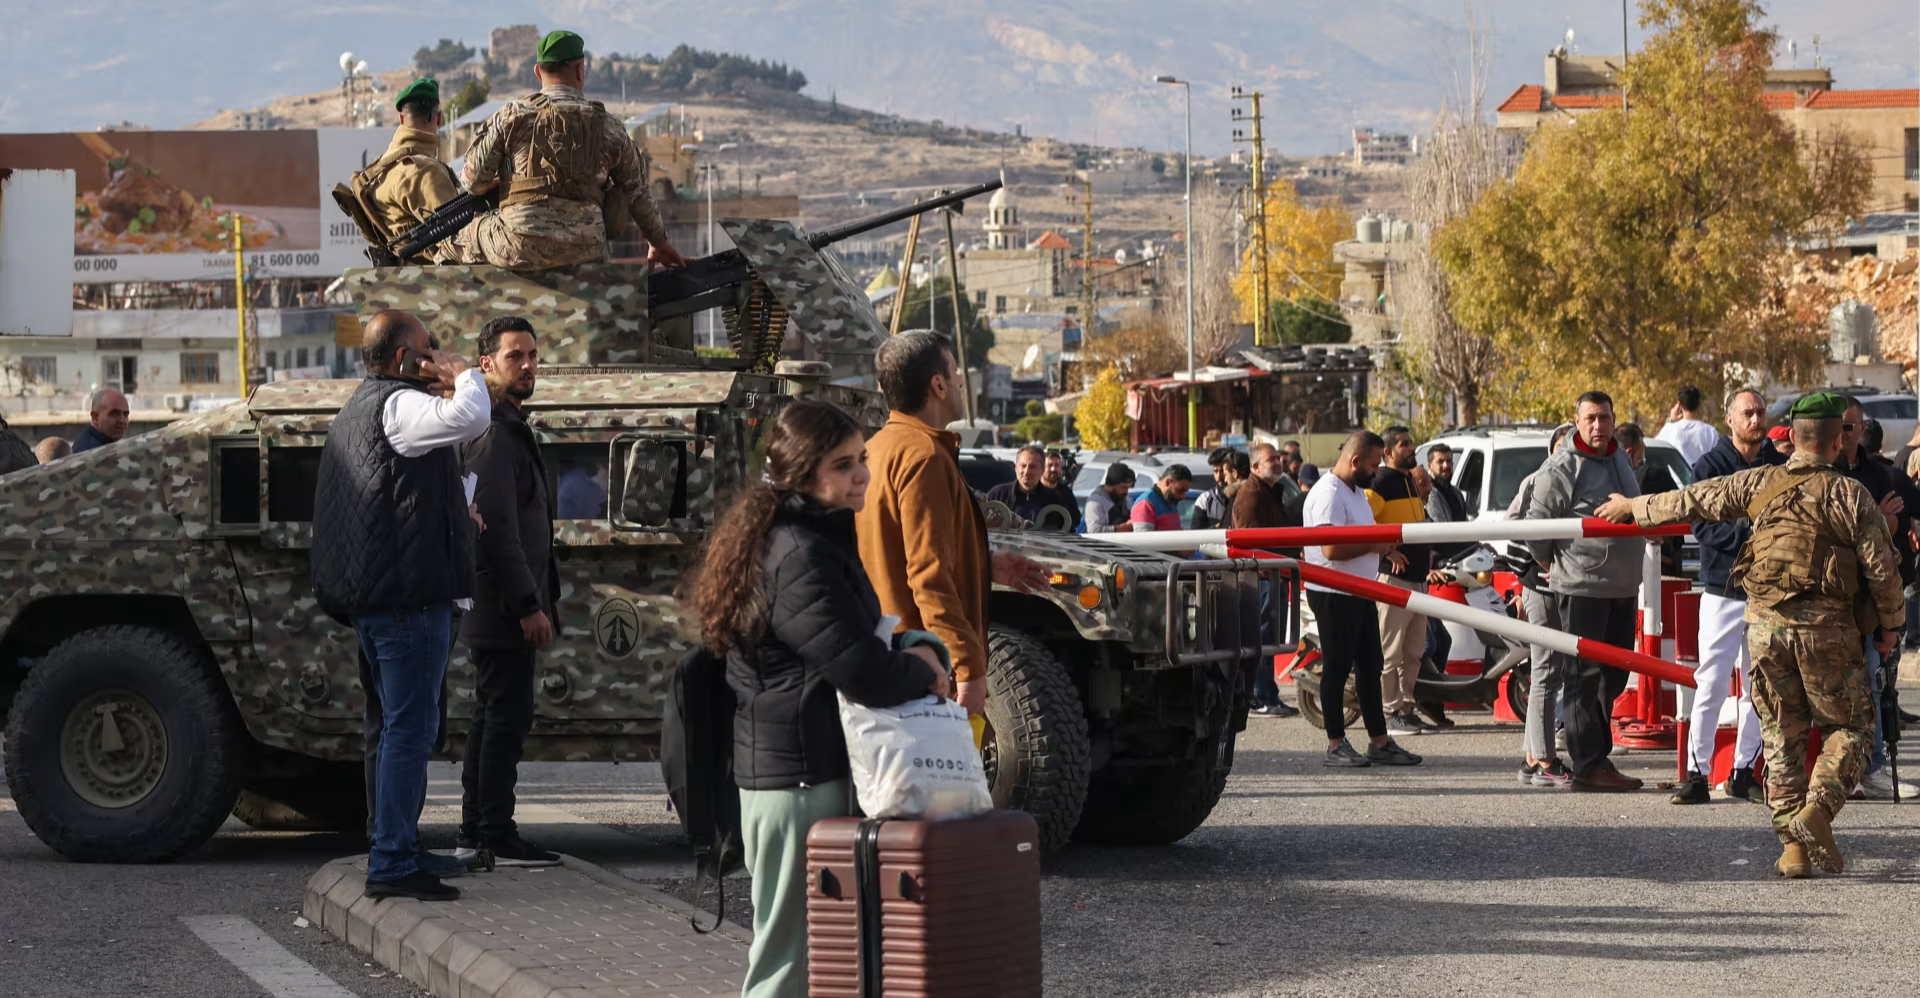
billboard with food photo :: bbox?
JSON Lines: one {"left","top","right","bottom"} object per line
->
{"left": 0, "top": 128, "right": 391, "bottom": 283}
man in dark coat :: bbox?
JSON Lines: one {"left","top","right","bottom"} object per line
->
{"left": 457, "top": 316, "right": 563, "bottom": 866}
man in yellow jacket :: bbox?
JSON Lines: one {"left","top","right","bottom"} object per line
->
{"left": 856, "top": 331, "right": 1048, "bottom": 720}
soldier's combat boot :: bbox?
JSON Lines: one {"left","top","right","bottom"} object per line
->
{"left": 1787, "top": 805, "right": 1843, "bottom": 874}
{"left": 1669, "top": 772, "right": 1711, "bottom": 805}
{"left": 1774, "top": 842, "right": 1812, "bottom": 879}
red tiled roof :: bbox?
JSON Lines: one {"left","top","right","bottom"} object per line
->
{"left": 1550, "top": 93, "right": 1622, "bottom": 109}
{"left": 1803, "top": 88, "right": 1920, "bottom": 110}
{"left": 1759, "top": 92, "right": 1796, "bottom": 110}
{"left": 1029, "top": 231, "right": 1072, "bottom": 251}
{"left": 1496, "top": 85, "right": 1544, "bottom": 113}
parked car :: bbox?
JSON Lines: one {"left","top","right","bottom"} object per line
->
{"left": 1419, "top": 425, "right": 1698, "bottom": 575}
{"left": 958, "top": 448, "right": 1017, "bottom": 493}
{"left": 1768, "top": 390, "right": 1915, "bottom": 455}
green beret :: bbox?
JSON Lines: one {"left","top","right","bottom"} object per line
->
{"left": 537, "top": 30, "right": 586, "bottom": 64}
{"left": 1788, "top": 392, "right": 1850, "bottom": 420}
{"left": 394, "top": 77, "right": 439, "bottom": 111}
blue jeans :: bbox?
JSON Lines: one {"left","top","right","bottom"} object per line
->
{"left": 1864, "top": 637, "right": 1887, "bottom": 775}
{"left": 354, "top": 605, "right": 454, "bottom": 882}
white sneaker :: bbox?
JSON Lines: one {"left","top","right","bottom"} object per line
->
{"left": 455, "top": 846, "right": 481, "bottom": 863}
{"left": 1855, "top": 769, "right": 1920, "bottom": 800}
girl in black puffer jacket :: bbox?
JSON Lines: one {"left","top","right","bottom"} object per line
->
{"left": 684, "top": 400, "right": 945, "bottom": 998}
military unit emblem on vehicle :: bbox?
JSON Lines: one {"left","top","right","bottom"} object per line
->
{"left": 1, "top": 181, "right": 1294, "bottom": 863}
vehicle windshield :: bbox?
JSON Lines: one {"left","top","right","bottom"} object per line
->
{"left": 1489, "top": 447, "right": 1548, "bottom": 512}
{"left": 1864, "top": 397, "right": 1917, "bottom": 420}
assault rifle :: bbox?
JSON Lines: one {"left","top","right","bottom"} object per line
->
{"left": 390, "top": 190, "right": 497, "bottom": 262}
{"left": 1882, "top": 646, "right": 1902, "bottom": 803}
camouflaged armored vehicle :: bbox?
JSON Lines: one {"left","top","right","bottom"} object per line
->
{"left": 1, "top": 189, "right": 1294, "bottom": 862}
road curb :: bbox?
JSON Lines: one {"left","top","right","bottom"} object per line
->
{"left": 302, "top": 854, "right": 750, "bottom": 998}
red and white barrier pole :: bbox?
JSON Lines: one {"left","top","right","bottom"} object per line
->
{"left": 1099, "top": 517, "right": 1688, "bottom": 553}
{"left": 1219, "top": 546, "right": 1697, "bottom": 689}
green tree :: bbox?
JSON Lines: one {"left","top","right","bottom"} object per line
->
{"left": 414, "top": 39, "right": 476, "bottom": 75}
{"left": 1076, "top": 365, "right": 1131, "bottom": 449}
{"left": 442, "top": 76, "right": 491, "bottom": 123}
{"left": 1014, "top": 399, "right": 1064, "bottom": 442}
{"left": 1436, "top": 0, "right": 1868, "bottom": 421}
{"left": 1269, "top": 296, "right": 1349, "bottom": 345}
{"left": 896, "top": 276, "right": 995, "bottom": 370}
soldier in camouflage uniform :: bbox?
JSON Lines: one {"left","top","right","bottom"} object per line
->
{"left": 453, "top": 30, "right": 687, "bottom": 272}
{"left": 344, "top": 79, "right": 465, "bottom": 264}
{"left": 1598, "top": 393, "right": 1904, "bottom": 878}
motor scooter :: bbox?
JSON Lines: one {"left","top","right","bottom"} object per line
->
{"left": 1281, "top": 545, "right": 1530, "bottom": 730}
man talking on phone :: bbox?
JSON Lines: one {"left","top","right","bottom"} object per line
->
{"left": 313, "top": 309, "right": 491, "bottom": 901}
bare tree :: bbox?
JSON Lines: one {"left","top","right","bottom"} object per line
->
{"left": 1181, "top": 181, "right": 1245, "bottom": 367}
{"left": 1397, "top": 6, "right": 1509, "bottom": 426}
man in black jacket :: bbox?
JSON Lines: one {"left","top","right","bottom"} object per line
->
{"left": 1672, "top": 389, "right": 1780, "bottom": 805}
{"left": 986, "top": 444, "right": 1079, "bottom": 529}
{"left": 1840, "top": 406, "right": 1920, "bottom": 799}
{"left": 457, "top": 316, "right": 564, "bottom": 866}
{"left": 312, "top": 310, "right": 490, "bottom": 901}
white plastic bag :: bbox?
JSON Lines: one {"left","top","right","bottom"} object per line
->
{"left": 838, "top": 692, "right": 993, "bottom": 820}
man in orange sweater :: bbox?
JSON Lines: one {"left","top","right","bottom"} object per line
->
{"left": 857, "top": 331, "right": 1049, "bottom": 716}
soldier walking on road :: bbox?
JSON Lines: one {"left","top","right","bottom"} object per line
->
{"left": 455, "top": 30, "right": 688, "bottom": 271}
{"left": 1597, "top": 393, "right": 1905, "bottom": 878}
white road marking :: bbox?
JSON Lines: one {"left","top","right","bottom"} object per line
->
{"left": 181, "top": 915, "right": 358, "bottom": 998}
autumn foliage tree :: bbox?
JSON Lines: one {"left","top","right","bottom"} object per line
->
{"left": 1233, "top": 179, "right": 1347, "bottom": 333}
{"left": 1436, "top": 0, "right": 1869, "bottom": 422}
{"left": 1076, "top": 365, "right": 1132, "bottom": 449}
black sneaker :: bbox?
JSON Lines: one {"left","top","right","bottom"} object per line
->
{"left": 1366, "top": 739, "right": 1423, "bottom": 766}
{"left": 365, "top": 871, "right": 460, "bottom": 901}
{"left": 1324, "top": 740, "right": 1372, "bottom": 768}
{"left": 1267, "top": 699, "right": 1300, "bottom": 718}
{"left": 1385, "top": 714, "right": 1423, "bottom": 736}
{"left": 1517, "top": 761, "right": 1542, "bottom": 785}
{"left": 486, "top": 834, "right": 562, "bottom": 867}
{"left": 1726, "top": 766, "right": 1765, "bottom": 804}
{"left": 1669, "top": 772, "right": 1711, "bottom": 805}
{"left": 415, "top": 849, "right": 469, "bottom": 878}
{"left": 1416, "top": 702, "right": 1456, "bottom": 729}
{"left": 1531, "top": 761, "right": 1573, "bottom": 790}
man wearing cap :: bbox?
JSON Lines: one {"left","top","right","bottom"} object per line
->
{"left": 1597, "top": 392, "right": 1904, "bottom": 879}
{"left": 456, "top": 30, "right": 687, "bottom": 272}
{"left": 1084, "top": 463, "right": 1136, "bottom": 533}
{"left": 1768, "top": 424, "right": 1795, "bottom": 459}
{"left": 347, "top": 78, "right": 465, "bottom": 264}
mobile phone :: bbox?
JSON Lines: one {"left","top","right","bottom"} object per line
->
{"left": 398, "top": 347, "right": 431, "bottom": 381}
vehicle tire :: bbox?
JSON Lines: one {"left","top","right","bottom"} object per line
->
{"left": 982, "top": 627, "right": 1090, "bottom": 857}
{"left": 1293, "top": 651, "right": 1360, "bottom": 731}
{"left": 4, "top": 626, "right": 241, "bottom": 863}
{"left": 1505, "top": 660, "right": 1532, "bottom": 723}
{"left": 233, "top": 763, "right": 367, "bottom": 835}
{"left": 1072, "top": 725, "right": 1237, "bottom": 846}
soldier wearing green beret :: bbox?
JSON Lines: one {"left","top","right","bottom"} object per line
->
{"left": 342, "top": 78, "right": 467, "bottom": 263}
{"left": 1597, "top": 391, "right": 1904, "bottom": 878}
{"left": 453, "top": 30, "right": 687, "bottom": 272}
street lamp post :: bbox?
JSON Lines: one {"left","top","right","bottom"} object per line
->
{"left": 1156, "top": 75, "right": 1197, "bottom": 449}
{"left": 681, "top": 142, "right": 738, "bottom": 348}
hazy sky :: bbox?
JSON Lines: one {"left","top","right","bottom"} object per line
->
{"left": 6, "top": 1, "right": 1913, "bottom": 154}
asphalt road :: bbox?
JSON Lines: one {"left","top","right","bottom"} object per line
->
{"left": 3, "top": 703, "right": 1918, "bottom": 998}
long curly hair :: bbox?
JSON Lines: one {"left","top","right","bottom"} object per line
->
{"left": 685, "top": 399, "right": 864, "bottom": 655}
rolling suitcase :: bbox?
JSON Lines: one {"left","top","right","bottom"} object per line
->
{"left": 805, "top": 810, "right": 1042, "bottom": 998}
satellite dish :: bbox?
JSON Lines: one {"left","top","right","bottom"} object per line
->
{"left": 340, "top": 51, "right": 356, "bottom": 73}
{"left": 1564, "top": 28, "right": 1575, "bottom": 49}
{"left": 1114, "top": 248, "right": 1129, "bottom": 264}
{"left": 1022, "top": 344, "right": 1041, "bottom": 369}
{"left": 354, "top": 60, "right": 370, "bottom": 75}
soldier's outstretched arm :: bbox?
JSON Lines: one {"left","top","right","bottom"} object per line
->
{"left": 1843, "top": 482, "right": 1907, "bottom": 631}
{"left": 1627, "top": 467, "right": 1766, "bottom": 528}
{"left": 605, "top": 120, "right": 682, "bottom": 264}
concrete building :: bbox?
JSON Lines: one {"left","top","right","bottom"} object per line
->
{"left": 958, "top": 230, "right": 1071, "bottom": 318}
{"left": 1497, "top": 52, "right": 1919, "bottom": 212}
{"left": 983, "top": 184, "right": 1022, "bottom": 250}
{"left": 1351, "top": 128, "right": 1415, "bottom": 169}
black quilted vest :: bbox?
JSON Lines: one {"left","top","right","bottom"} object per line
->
{"left": 311, "top": 376, "right": 474, "bottom": 618}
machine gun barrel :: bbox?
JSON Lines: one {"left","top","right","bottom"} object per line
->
{"left": 646, "top": 179, "right": 1002, "bottom": 320}
{"left": 391, "top": 191, "right": 492, "bottom": 262}
{"left": 804, "top": 180, "right": 1002, "bottom": 249}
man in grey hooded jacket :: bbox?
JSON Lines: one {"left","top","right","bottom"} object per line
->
{"left": 1525, "top": 390, "right": 1644, "bottom": 791}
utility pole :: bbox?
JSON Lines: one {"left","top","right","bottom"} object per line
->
{"left": 1079, "top": 177, "right": 1096, "bottom": 347}
{"left": 1155, "top": 74, "right": 1196, "bottom": 449}
{"left": 1231, "top": 87, "right": 1269, "bottom": 346}
{"left": 888, "top": 196, "right": 924, "bottom": 337}
{"left": 940, "top": 199, "right": 976, "bottom": 424}
{"left": 231, "top": 211, "right": 249, "bottom": 397}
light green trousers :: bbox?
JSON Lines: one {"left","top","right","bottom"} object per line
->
{"left": 738, "top": 779, "right": 853, "bottom": 998}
